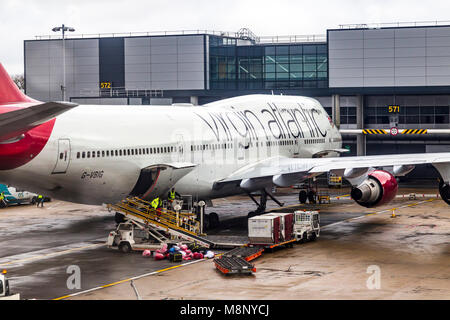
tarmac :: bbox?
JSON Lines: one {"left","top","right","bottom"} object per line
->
{"left": 0, "top": 182, "right": 448, "bottom": 300}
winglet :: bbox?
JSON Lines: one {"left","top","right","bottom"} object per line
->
{"left": 0, "top": 63, "right": 37, "bottom": 105}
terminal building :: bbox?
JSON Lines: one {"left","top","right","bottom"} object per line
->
{"left": 24, "top": 23, "right": 450, "bottom": 177}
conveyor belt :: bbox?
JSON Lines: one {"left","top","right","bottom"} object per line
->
{"left": 108, "top": 197, "right": 214, "bottom": 248}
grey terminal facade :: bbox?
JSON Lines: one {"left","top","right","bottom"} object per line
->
{"left": 24, "top": 24, "right": 450, "bottom": 177}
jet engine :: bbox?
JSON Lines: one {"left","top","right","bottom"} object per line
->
{"left": 439, "top": 179, "right": 450, "bottom": 205}
{"left": 350, "top": 170, "right": 398, "bottom": 208}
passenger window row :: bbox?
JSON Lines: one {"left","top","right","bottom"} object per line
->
{"left": 191, "top": 143, "right": 234, "bottom": 151}
{"left": 76, "top": 145, "right": 179, "bottom": 159}
{"left": 266, "top": 140, "right": 298, "bottom": 147}
{"left": 190, "top": 139, "right": 299, "bottom": 151}
{"left": 305, "top": 138, "right": 325, "bottom": 144}
{"left": 75, "top": 138, "right": 308, "bottom": 160}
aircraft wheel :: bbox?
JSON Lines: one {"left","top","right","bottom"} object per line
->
{"left": 31, "top": 196, "right": 37, "bottom": 205}
{"left": 310, "top": 232, "right": 317, "bottom": 241}
{"left": 203, "top": 213, "right": 210, "bottom": 231}
{"left": 299, "top": 191, "right": 307, "bottom": 204}
{"left": 209, "top": 212, "right": 219, "bottom": 229}
{"left": 307, "top": 191, "right": 317, "bottom": 204}
{"left": 439, "top": 180, "right": 450, "bottom": 205}
{"left": 119, "top": 242, "right": 132, "bottom": 253}
{"left": 302, "top": 232, "right": 308, "bottom": 243}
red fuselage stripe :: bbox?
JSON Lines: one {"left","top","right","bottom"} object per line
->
{"left": 0, "top": 106, "right": 55, "bottom": 170}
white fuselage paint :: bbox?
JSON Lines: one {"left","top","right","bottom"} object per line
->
{"left": 0, "top": 95, "right": 342, "bottom": 205}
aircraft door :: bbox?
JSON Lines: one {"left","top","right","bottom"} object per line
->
{"left": 294, "top": 138, "right": 301, "bottom": 157}
{"left": 176, "top": 134, "right": 185, "bottom": 162}
{"left": 52, "top": 139, "right": 71, "bottom": 174}
{"left": 237, "top": 138, "right": 250, "bottom": 162}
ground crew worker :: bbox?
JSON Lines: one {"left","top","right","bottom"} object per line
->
{"left": 151, "top": 197, "right": 161, "bottom": 209}
{"left": 37, "top": 195, "right": 44, "bottom": 208}
{"left": 151, "top": 196, "right": 162, "bottom": 217}
{"left": 0, "top": 192, "right": 6, "bottom": 208}
{"left": 167, "top": 188, "right": 181, "bottom": 202}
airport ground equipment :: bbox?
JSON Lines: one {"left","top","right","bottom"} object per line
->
{"left": 107, "top": 197, "right": 214, "bottom": 249}
{"left": 293, "top": 211, "right": 320, "bottom": 242}
{"left": 264, "top": 212, "right": 294, "bottom": 241}
{"left": 327, "top": 172, "right": 343, "bottom": 188}
{"left": 223, "top": 246, "right": 264, "bottom": 262}
{"left": 249, "top": 211, "right": 320, "bottom": 245}
{"left": 317, "top": 191, "right": 331, "bottom": 204}
{"left": 0, "top": 184, "right": 38, "bottom": 207}
{"left": 215, "top": 246, "right": 262, "bottom": 275}
{"left": 214, "top": 211, "right": 320, "bottom": 275}
{"left": 214, "top": 256, "right": 256, "bottom": 275}
{"left": 248, "top": 215, "right": 281, "bottom": 245}
{"left": 0, "top": 270, "right": 20, "bottom": 300}
{"left": 107, "top": 221, "right": 168, "bottom": 253}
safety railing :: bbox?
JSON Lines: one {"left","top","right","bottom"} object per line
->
{"left": 34, "top": 29, "right": 243, "bottom": 40}
{"left": 109, "top": 197, "right": 200, "bottom": 236}
{"left": 258, "top": 34, "right": 326, "bottom": 44}
{"left": 33, "top": 29, "right": 326, "bottom": 44}
{"left": 76, "top": 87, "right": 164, "bottom": 98}
{"left": 339, "top": 20, "right": 450, "bottom": 29}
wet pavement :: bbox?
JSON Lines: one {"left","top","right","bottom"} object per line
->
{"left": 0, "top": 183, "right": 448, "bottom": 300}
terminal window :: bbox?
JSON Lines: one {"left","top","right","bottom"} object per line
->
{"left": 209, "top": 37, "right": 328, "bottom": 90}
{"left": 365, "top": 95, "right": 450, "bottom": 128}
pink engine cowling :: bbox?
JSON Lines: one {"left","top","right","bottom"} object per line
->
{"left": 350, "top": 170, "right": 398, "bottom": 208}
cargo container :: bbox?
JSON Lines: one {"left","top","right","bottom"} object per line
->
{"left": 266, "top": 212, "right": 294, "bottom": 241}
{"left": 248, "top": 215, "right": 280, "bottom": 245}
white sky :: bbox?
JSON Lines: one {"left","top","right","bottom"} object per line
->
{"left": 1, "top": 0, "right": 450, "bottom": 74}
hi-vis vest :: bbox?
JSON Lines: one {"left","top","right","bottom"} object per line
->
{"left": 151, "top": 197, "right": 160, "bottom": 209}
{"left": 38, "top": 195, "right": 43, "bottom": 199}
{"left": 0, "top": 193, "right": 4, "bottom": 200}
{"left": 169, "top": 190, "right": 176, "bottom": 200}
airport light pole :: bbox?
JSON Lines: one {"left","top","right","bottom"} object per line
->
{"left": 52, "top": 24, "right": 75, "bottom": 101}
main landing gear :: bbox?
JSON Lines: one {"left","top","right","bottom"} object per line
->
{"left": 247, "top": 189, "right": 284, "bottom": 218}
{"left": 298, "top": 189, "right": 317, "bottom": 204}
{"left": 298, "top": 179, "right": 318, "bottom": 204}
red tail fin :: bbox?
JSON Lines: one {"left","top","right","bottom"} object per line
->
{"left": 0, "top": 63, "right": 36, "bottom": 105}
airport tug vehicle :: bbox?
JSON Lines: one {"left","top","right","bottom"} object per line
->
{"left": 293, "top": 211, "right": 320, "bottom": 242}
{"left": 0, "top": 270, "right": 20, "bottom": 300}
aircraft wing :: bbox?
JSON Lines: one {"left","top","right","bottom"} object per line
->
{"left": 0, "top": 101, "right": 77, "bottom": 141}
{"left": 215, "top": 153, "right": 450, "bottom": 189}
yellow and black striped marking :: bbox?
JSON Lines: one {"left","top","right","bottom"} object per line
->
{"left": 362, "top": 129, "right": 388, "bottom": 135}
{"left": 401, "top": 129, "right": 428, "bottom": 135}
